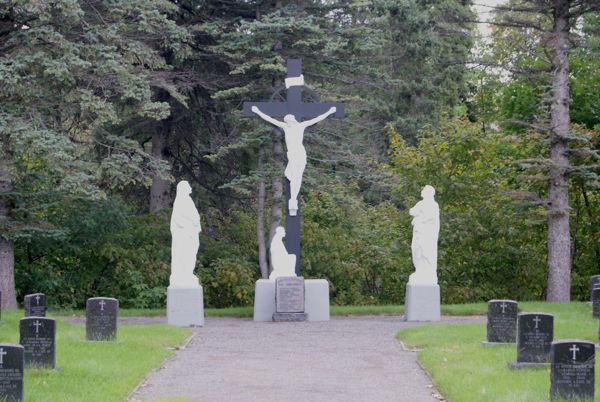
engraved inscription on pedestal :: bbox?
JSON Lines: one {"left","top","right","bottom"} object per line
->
{"left": 486, "top": 299, "right": 518, "bottom": 343}
{"left": 24, "top": 293, "right": 46, "bottom": 317}
{"left": 19, "top": 317, "right": 55, "bottom": 369}
{"left": 273, "top": 277, "right": 307, "bottom": 321}
{"left": 0, "top": 344, "right": 24, "bottom": 402}
{"left": 86, "top": 297, "right": 118, "bottom": 341}
{"left": 515, "top": 313, "right": 553, "bottom": 366}
{"left": 550, "top": 340, "right": 595, "bottom": 401}
{"left": 276, "top": 277, "right": 305, "bottom": 313}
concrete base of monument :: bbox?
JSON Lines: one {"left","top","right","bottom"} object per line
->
{"left": 253, "top": 279, "right": 330, "bottom": 322}
{"left": 507, "top": 360, "right": 549, "bottom": 369}
{"left": 273, "top": 312, "right": 308, "bottom": 322}
{"left": 404, "top": 283, "right": 440, "bottom": 322}
{"left": 167, "top": 286, "right": 204, "bottom": 327}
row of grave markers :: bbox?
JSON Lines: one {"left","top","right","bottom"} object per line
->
{"left": 484, "top": 298, "right": 596, "bottom": 401}
{"left": 0, "top": 293, "right": 119, "bottom": 401}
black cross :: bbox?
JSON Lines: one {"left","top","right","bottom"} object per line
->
{"left": 243, "top": 59, "right": 345, "bottom": 275}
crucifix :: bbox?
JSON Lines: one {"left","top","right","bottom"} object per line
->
{"left": 99, "top": 300, "right": 106, "bottom": 311}
{"left": 33, "top": 320, "right": 42, "bottom": 335}
{"left": 570, "top": 344, "right": 580, "bottom": 360}
{"left": 533, "top": 316, "right": 541, "bottom": 329}
{"left": 500, "top": 302, "right": 508, "bottom": 314}
{"left": 0, "top": 348, "right": 6, "bottom": 365}
{"left": 243, "top": 59, "right": 344, "bottom": 275}
{"left": 35, "top": 295, "right": 40, "bottom": 305}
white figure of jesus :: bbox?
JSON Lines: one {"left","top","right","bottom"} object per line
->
{"left": 251, "top": 105, "right": 337, "bottom": 216}
{"left": 408, "top": 185, "right": 440, "bottom": 286}
{"left": 170, "top": 180, "right": 202, "bottom": 288}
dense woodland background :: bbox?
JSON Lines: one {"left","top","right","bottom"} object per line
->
{"left": 1, "top": 0, "right": 600, "bottom": 309}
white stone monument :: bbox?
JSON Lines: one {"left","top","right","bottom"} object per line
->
{"left": 269, "top": 227, "right": 297, "bottom": 280}
{"left": 253, "top": 226, "right": 329, "bottom": 322}
{"left": 167, "top": 181, "right": 205, "bottom": 326}
{"left": 404, "top": 185, "right": 441, "bottom": 321}
{"left": 252, "top": 105, "right": 336, "bottom": 216}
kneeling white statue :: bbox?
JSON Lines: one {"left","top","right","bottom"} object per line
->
{"left": 408, "top": 185, "right": 440, "bottom": 286}
{"left": 269, "top": 226, "right": 297, "bottom": 280}
{"left": 170, "top": 180, "right": 201, "bottom": 288}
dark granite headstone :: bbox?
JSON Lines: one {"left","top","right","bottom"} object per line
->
{"left": 593, "top": 288, "right": 600, "bottom": 318}
{"left": 86, "top": 297, "right": 118, "bottom": 341}
{"left": 19, "top": 317, "right": 55, "bottom": 369}
{"left": 485, "top": 299, "right": 518, "bottom": 344}
{"left": 508, "top": 313, "right": 553, "bottom": 369}
{"left": 24, "top": 293, "right": 46, "bottom": 317}
{"left": 590, "top": 275, "right": 600, "bottom": 294}
{"left": 0, "top": 344, "right": 24, "bottom": 402}
{"left": 550, "top": 340, "right": 595, "bottom": 401}
{"left": 273, "top": 277, "right": 307, "bottom": 322}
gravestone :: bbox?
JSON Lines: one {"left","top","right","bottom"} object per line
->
{"left": 86, "top": 297, "right": 118, "bottom": 341}
{"left": 482, "top": 299, "right": 517, "bottom": 345}
{"left": 0, "top": 290, "right": 2, "bottom": 321}
{"left": 24, "top": 293, "right": 46, "bottom": 317}
{"left": 0, "top": 344, "right": 24, "bottom": 402}
{"left": 590, "top": 275, "right": 600, "bottom": 294}
{"left": 593, "top": 288, "right": 600, "bottom": 318}
{"left": 550, "top": 340, "right": 595, "bottom": 401}
{"left": 508, "top": 313, "right": 553, "bottom": 369}
{"left": 19, "top": 317, "right": 55, "bottom": 369}
{"left": 273, "top": 277, "right": 307, "bottom": 322}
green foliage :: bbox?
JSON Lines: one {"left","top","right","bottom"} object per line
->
{"left": 302, "top": 185, "right": 408, "bottom": 305}
{"left": 199, "top": 258, "right": 255, "bottom": 308}
{"left": 389, "top": 117, "right": 547, "bottom": 302}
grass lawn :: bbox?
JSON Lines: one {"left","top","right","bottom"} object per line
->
{"left": 398, "top": 302, "right": 598, "bottom": 402}
{"left": 51, "top": 302, "right": 491, "bottom": 318}
{"left": 0, "top": 310, "right": 190, "bottom": 402}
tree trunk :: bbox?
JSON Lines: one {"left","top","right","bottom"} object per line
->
{"left": 257, "top": 146, "right": 268, "bottom": 279}
{"left": 268, "top": 133, "right": 284, "bottom": 274}
{"left": 149, "top": 122, "right": 172, "bottom": 213}
{"left": 0, "top": 135, "right": 17, "bottom": 309}
{"left": 546, "top": 0, "right": 572, "bottom": 302}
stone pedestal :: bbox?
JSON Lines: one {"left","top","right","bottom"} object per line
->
{"left": 253, "top": 279, "right": 329, "bottom": 322}
{"left": 167, "top": 286, "right": 204, "bottom": 327}
{"left": 404, "top": 283, "right": 440, "bottom": 322}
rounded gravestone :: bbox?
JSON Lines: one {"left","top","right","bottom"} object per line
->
{"left": 23, "top": 293, "right": 46, "bottom": 317}
{"left": 550, "top": 340, "right": 595, "bottom": 401}
{"left": 484, "top": 299, "right": 518, "bottom": 344}
{"left": 19, "top": 317, "right": 56, "bottom": 369}
{"left": 86, "top": 297, "right": 118, "bottom": 341}
{"left": 0, "top": 343, "right": 24, "bottom": 401}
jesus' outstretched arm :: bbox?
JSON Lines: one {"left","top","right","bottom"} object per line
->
{"left": 251, "top": 106, "right": 286, "bottom": 129}
{"left": 301, "top": 107, "right": 336, "bottom": 128}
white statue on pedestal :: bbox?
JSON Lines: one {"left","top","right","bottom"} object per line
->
{"left": 170, "top": 181, "right": 201, "bottom": 288}
{"left": 408, "top": 185, "right": 440, "bottom": 286}
{"left": 269, "top": 226, "right": 297, "bottom": 280}
{"left": 251, "top": 105, "right": 336, "bottom": 216}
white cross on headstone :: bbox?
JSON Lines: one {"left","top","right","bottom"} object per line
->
{"left": 500, "top": 302, "right": 508, "bottom": 313}
{"left": 35, "top": 295, "right": 40, "bottom": 305}
{"left": 570, "top": 344, "right": 580, "bottom": 360}
{"left": 0, "top": 348, "right": 6, "bottom": 365}
{"left": 99, "top": 300, "right": 106, "bottom": 311}
{"left": 533, "top": 316, "right": 542, "bottom": 329}
{"left": 33, "top": 320, "right": 43, "bottom": 335}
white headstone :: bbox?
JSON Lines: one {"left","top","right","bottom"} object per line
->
{"left": 408, "top": 185, "right": 440, "bottom": 286}
{"left": 169, "top": 181, "right": 202, "bottom": 288}
{"left": 269, "top": 226, "right": 297, "bottom": 280}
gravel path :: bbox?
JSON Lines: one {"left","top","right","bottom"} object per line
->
{"left": 129, "top": 315, "right": 484, "bottom": 402}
